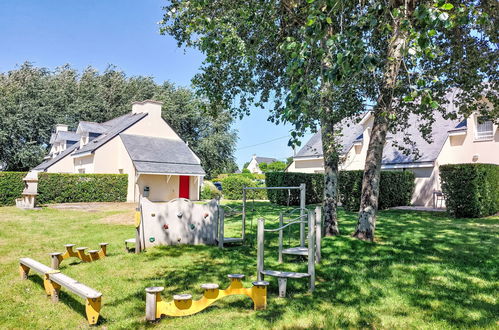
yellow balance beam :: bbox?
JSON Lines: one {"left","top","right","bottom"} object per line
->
{"left": 145, "top": 274, "right": 269, "bottom": 321}
{"left": 50, "top": 243, "right": 108, "bottom": 269}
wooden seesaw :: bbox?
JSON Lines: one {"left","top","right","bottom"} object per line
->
{"left": 145, "top": 274, "right": 269, "bottom": 321}
{"left": 49, "top": 243, "right": 108, "bottom": 269}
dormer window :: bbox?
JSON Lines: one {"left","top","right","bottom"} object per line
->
{"left": 475, "top": 116, "right": 493, "bottom": 141}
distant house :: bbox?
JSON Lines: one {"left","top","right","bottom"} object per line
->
{"left": 246, "top": 155, "right": 278, "bottom": 174}
{"left": 34, "top": 100, "right": 205, "bottom": 202}
{"left": 287, "top": 93, "right": 498, "bottom": 207}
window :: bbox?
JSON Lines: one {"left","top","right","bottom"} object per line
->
{"left": 78, "top": 168, "right": 85, "bottom": 174}
{"left": 475, "top": 116, "right": 493, "bottom": 141}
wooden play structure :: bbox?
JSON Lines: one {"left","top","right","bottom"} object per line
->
{"left": 257, "top": 206, "right": 321, "bottom": 297}
{"left": 19, "top": 258, "right": 102, "bottom": 325}
{"left": 217, "top": 184, "right": 307, "bottom": 248}
{"left": 15, "top": 171, "right": 39, "bottom": 209}
{"left": 131, "top": 197, "right": 219, "bottom": 252}
{"left": 50, "top": 243, "right": 108, "bottom": 269}
{"left": 145, "top": 274, "right": 269, "bottom": 322}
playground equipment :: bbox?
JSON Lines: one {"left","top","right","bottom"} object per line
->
{"left": 257, "top": 207, "right": 321, "bottom": 297}
{"left": 216, "top": 184, "right": 307, "bottom": 248}
{"left": 132, "top": 197, "right": 219, "bottom": 252}
{"left": 15, "top": 171, "right": 39, "bottom": 209}
{"left": 19, "top": 258, "right": 102, "bottom": 325}
{"left": 49, "top": 243, "right": 108, "bottom": 269}
{"left": 145, "top": 274, "right": 269, "bottom": 321}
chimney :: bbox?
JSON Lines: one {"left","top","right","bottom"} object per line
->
{"left": 131, "top": 100, "right": 163, "bottom": 119}
{"left": 55, "top": 124, "right": 68, "bottom": 133}
{"left": 252, "top": 154, "right": 257, "bottom": 160}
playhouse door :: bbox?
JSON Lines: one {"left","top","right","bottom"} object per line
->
{"left": 179, "top": 176, "right": 190, "bottom": 199}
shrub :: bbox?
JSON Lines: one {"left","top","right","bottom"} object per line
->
{"left": 265, "top": 172, "right": 323, "bottom": 205}
{"left": 339, "top": 170, "right": 415, "bottom": 211}
{"left": 219, "top": 175, "right": 267, "bottom": 200}
{"left": 0, "top": 172, "right": 27, "bottom": 206}
{"left": 37, "top": 173, "right": 128, "bottom": 204}
{"left": 440, "top": 164, "right": 499, "bottom": 218}
{"left": 200, "top": 180, "right": 222, "bottom": 200}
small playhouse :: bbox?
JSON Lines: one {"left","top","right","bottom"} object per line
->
{"left": 16, "top": 171, "right": 39, "bottom": 209}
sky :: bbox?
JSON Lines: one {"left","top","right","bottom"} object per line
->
{"left": 0, "top": 0, "right": 312, "bottom": 169}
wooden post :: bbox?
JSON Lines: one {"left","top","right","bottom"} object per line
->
{"left": 145, "top": 287, "right": 164, "bottom": 322}
{"left": 300, "top": 183, "right": 306, "bottom": 247}
{"left": 278, "top": 213, "right": 283, "bottom": 264}
{"left": 256, "top": 218, "right": 264, "bottom": 281}
{"left": 308, "top": 211, "right": 316, "bottom": 292}
{"left": 218, "top": 206, "right": 225, "bottom": 248}
{"left": 50, "top": 253, "right": 61, "bottom": 269}
{"left": 242, "top": 188, "right": 246, "bottom": 242}
{"left": 315, "top": 206, "right": 322, "bottom": 263}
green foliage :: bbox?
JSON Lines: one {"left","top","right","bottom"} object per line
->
{"left": 242, "top": 162, "right": 250, "bottom": 170}
{"left": 200, "top": 180, "right": 222, "bottom": 200}
{"left": 259, "top": 161, "right": 287, "bottom": 173}
{"left": 219, "top": 175, "right": 267, "bottom": 200}
{"left": 242, "top": 168, "right": 250, "bottom": 174}
{"left": 265, "top": 172, "right": 323, "bottom": 205}
{"left": 440, "top": 164, "right": 499, "bottom": 218}
{"left": 339, "top": 171, "right": 415, "bottom": 211}
{"left": 0, "top": 63, "right": 238, "bottom": 177}
{"left": 37, "top": 173, "right": 128, "bottom": 204}
{"left": 0, "top": 172, "right": 27, "bottom": 206}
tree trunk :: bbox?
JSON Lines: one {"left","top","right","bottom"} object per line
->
{"left": 353, "top": 3, "right": 411, "bottom": 241}
{"left": 321, "top": 117, "right": 340, "bottom": 236}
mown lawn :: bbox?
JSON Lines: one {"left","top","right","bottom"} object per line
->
{"left": 0, "top": 202, "right": 497, "bottom": 329}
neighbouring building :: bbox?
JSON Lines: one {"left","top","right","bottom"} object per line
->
{"left": 246, "top": 155, "right": 278, "bottom": 174}
{"left": 34, "top": 100, "right": 205, "bottom": 202}
{"left": 287, "top": 93, "right": 498, "bottom": 207}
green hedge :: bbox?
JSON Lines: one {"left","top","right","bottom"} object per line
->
{"left": 265, "top": 172, "right": 323, "bottom": 205}
{"left": 219, "top": 175, "right": 267, "bottom": 200}
{"left": 339, "top": 170, "right": 415, "bottom": 211}
{"left": 440, "top": 164, "right": 499, "bottom": 218}
{"left": 266, "top": 170, "right": 415, "bottom": 209}
{"left": 0, "top": 172, "right": 27, "bottom": 206}
{"left": 0, "top": 172, "right": 128, "bottom": 206}
{"left": 200, "top": 180, "right": 222, "bottom": 200}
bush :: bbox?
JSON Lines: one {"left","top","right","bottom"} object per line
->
{"left": 219, "top": 175, "right": 267, "bottom": 200}
{"left": 0, "top": 172, "right": 27, "bottom": 206}
{"left": 200, "top": 180, "right": 222, "bottom": 200}
{"left": 37, "top": 173, "right": 128, "bottom": 204}
{"left": 265, "top": 172, "right": 323, "bottom": 205}
{"left": 440, "top": 164, "right": 499, "bottom": 218}
{"left": 339, "top": 170, "right": 415, "bottom": 211}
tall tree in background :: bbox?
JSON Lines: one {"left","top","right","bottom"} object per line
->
{"left": 286, "top": 0, "right": 497, "bottom": 241}
{"left": 160, "top": 0, "right": 365, "bottom": 236}
{"left": 0, "top": 62, "right": 237, "bottom": 177}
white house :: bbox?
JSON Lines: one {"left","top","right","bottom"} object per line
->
{"left": 246, "top": 155, "right": 278, "bottom": 174}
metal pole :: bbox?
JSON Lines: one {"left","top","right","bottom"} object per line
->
{"left": 278, "top": 213, "right": 283, "bottom": 264}
{"left": 242, "top": 187, "right": 246, "bottom": 242}
{"left": 300, "top": 183, "right": 306, "bottom": 247}
{"left": 308, "top": 211, "right": 316, "bottom": 292}
{"left": 257, "top": 218, "right": 264, "bottom": 281}
{"left": 315, "top": 206, "right": 322, "bottom": 263}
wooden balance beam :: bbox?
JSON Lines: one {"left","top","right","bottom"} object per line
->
{"left": 49, "top": 243, "right": 108, "bottom": 269}
{"left": 145, "top": 274, "right": 269, "bottom": 322}
{"left": 19, "top": 258, "right": 102, "bottom": 325}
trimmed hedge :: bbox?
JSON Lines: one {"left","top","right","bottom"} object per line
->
{"left": 200, "top": 180, "right": 222, "bottom": 200}
{"left": 440, "top": 164, "right": 499, "bottom": 218}
{"left": 0, "top": 172, "right": 128, "bottom": 205}
{"left": 265, "top": 172, "right": 323, "bottom": 205}
{"left": 0, "top": 172, "right": 27, "bottom": 206}
{"left": 219, "top": 175, "right": 267, "bottom": 200}
{"left": 267, "top": 170, "right": 415, "bottom": 210}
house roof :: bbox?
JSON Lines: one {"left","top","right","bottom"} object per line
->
{"left": 120, "top": 134, "right": 205, "bottom": 175}
{"left": 77, "top": 121, "right": 111, "bottom": 134}
{"left": 34, "top": 141, "right": 81, "bottom": 171}
{"left": 49, "top": 131, "right": 80, "bottom": 144}
{"left": 255, "top": 156, "right": 278, "bottom": 164}
{"left": 295, "top": 107, "right": 463, "bottom": 165}
{"left": 72, "top": 113, "right": 147, "bottom": 156}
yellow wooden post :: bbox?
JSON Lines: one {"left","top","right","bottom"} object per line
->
{"left": 85, "top": 297, "right": 101, "bottom": 325}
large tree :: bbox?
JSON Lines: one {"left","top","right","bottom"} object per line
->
{"left": 0, "top": 63, "right": 238, "bottom": 177}
{"left": 161, "top": 0, "right": 366, "bottom": 235}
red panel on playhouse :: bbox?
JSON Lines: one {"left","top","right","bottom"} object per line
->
{"left": 179, "top": 176, "right": 190, "bottom": 199}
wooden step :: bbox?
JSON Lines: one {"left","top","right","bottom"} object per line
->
{"left": 281, "top": 247, "right": 308, "bottom": 256}
{"left": 260, "top": 270, "right": 310, "bottom": 278}
{"left": 222, "top": 237, "right": 243, "bottom": 244}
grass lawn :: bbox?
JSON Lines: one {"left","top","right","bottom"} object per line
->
{"left": 0, "top": 201, "right": 497, "bottom": 329}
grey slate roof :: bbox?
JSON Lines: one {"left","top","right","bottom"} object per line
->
{"left": 78, "top": 121, "right": 111, "bottom": 134}
{"left": 120, "top": 134, "right": 205, "bottom": 175}
{"left": 49, "top": 131, "right": 80, "bottom": 144}
{"left": 255, "top": 157, "right": 278, "bottom": 164}
{"left": 295, "top": 110, "right": 463, "bottom": 165}
{"left": 72, "top": 113, "right": 147, "bottom": 156}
{"left": 34, "top": 141, "right": 80, "bottom": 171}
